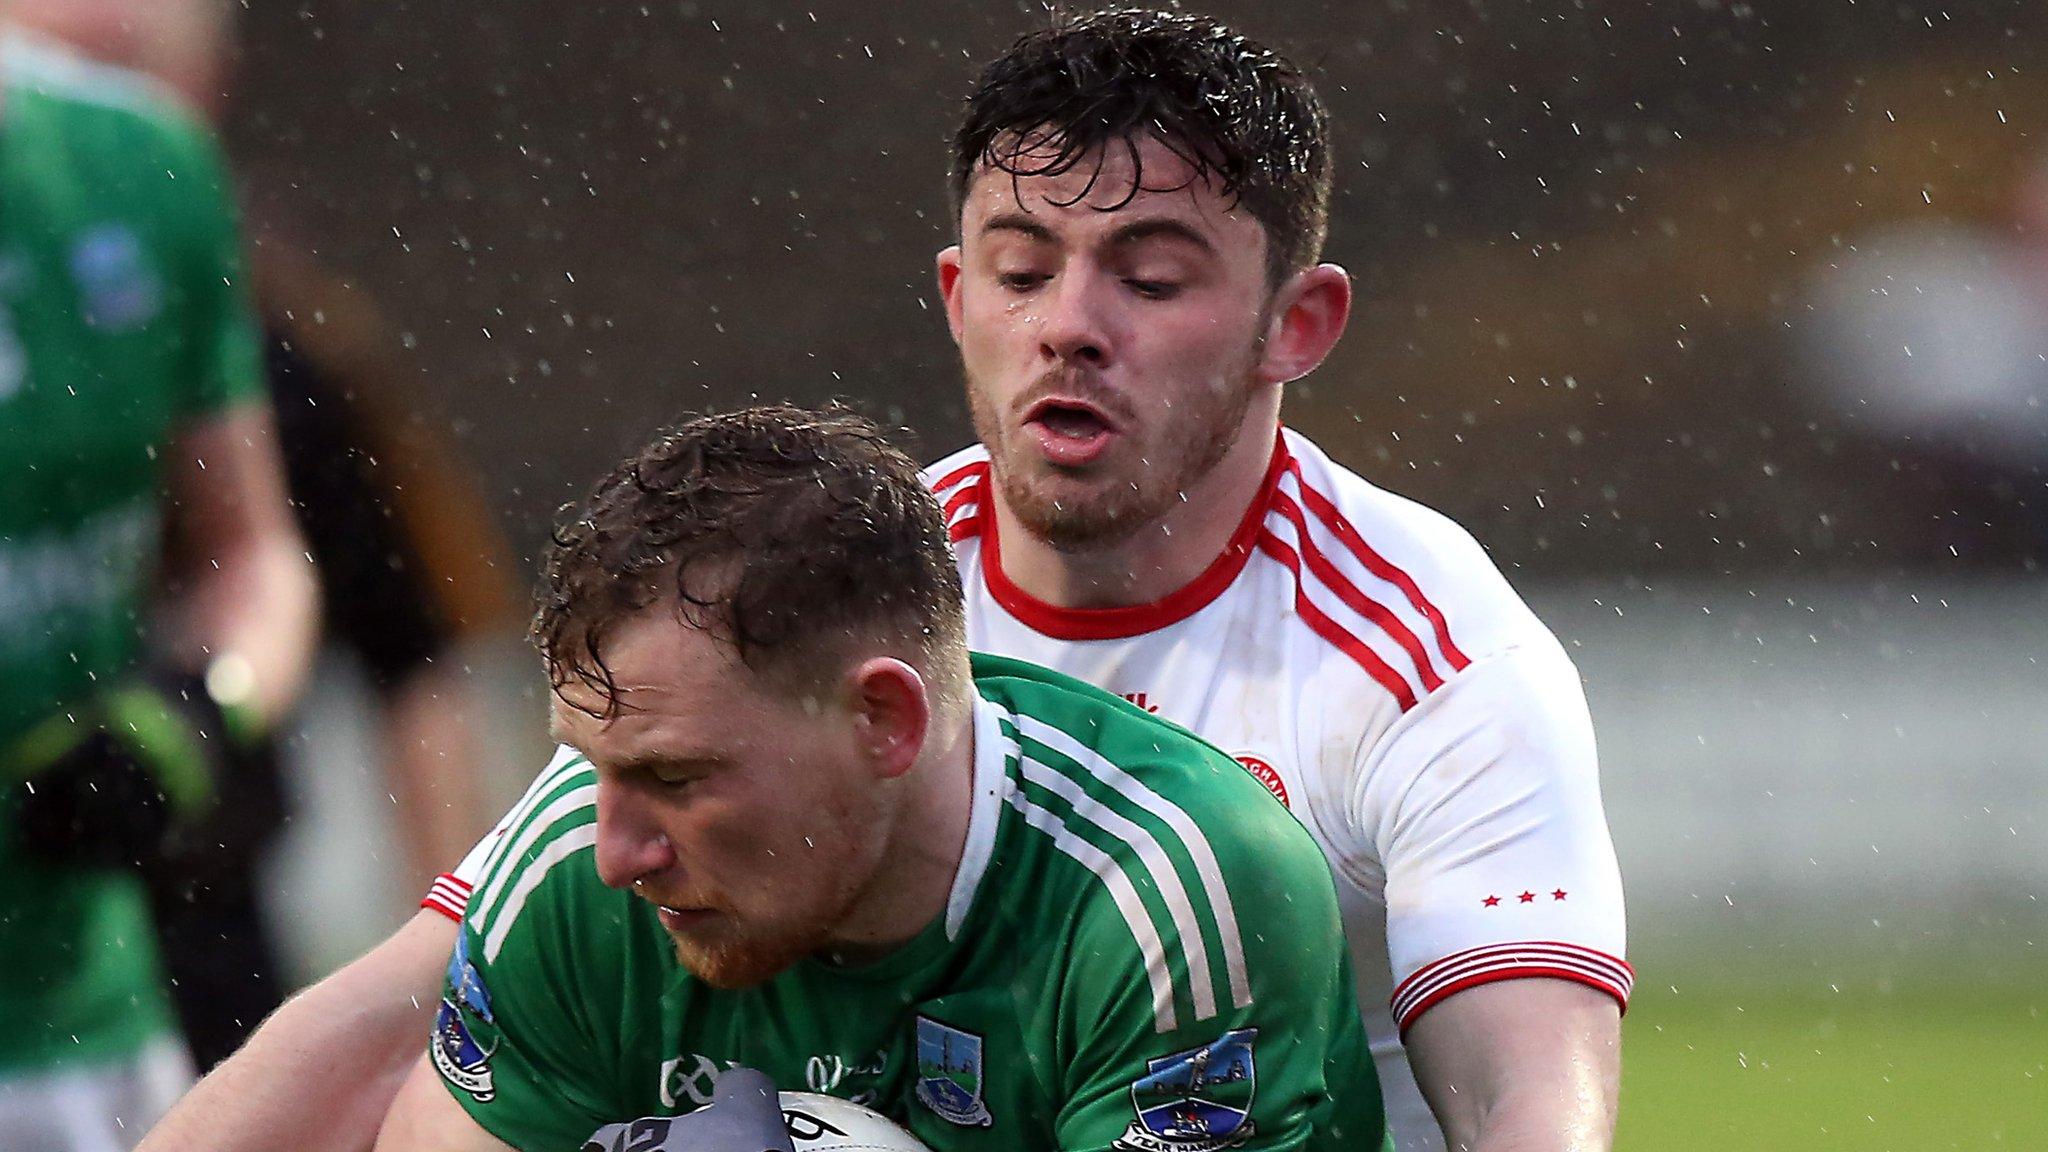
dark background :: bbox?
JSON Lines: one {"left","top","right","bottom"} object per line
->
{"left": 224, "top": 1, "right": 2048, "bottom": 577}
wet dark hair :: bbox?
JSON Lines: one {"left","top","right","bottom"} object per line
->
{"left": 534, "top": 404, "right": 966, "bottom": 717}
{"left": 951, "top": 8, "right": 1333, "bottom": 284}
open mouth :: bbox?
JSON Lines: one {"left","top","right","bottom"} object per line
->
{"left": 657, "top": 904, "right": 720, "bottom": 933}
{"left": 1023, "top": 397, "right": 1118, "bottom": 466}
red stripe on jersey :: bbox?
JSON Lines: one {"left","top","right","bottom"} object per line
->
{"left": 948, "top": 516, "right": 981, "bottom": 544}
{"left": 1258, "top": 530, "right": 1419, "bottom": 711}
{"left": 1287, "top": 463, "right": 1471, "bottom": 673}
{"left": 1392, "top": 941, "right": 1633, "bottom": 1033}
{"left": 980, "top": 431, "right": 1291, "bottom": 641}
{"left": 942, "top": 482, "right": 982, "bottom": 523}
{"left": 1268, "top": 490, "right": 1446, "bottom": 694}
{"left": 420, "top": 873, "right": 473, "bottom": 922}
{"left": 928, "top": 460, "right": 989, "bottom": 500}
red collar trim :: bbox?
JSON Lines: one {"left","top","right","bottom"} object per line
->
{"left": 978, "top": 427, "right": 1290, "bottom": 641}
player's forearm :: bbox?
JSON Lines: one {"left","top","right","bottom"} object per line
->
{"left": 139, "top": 910, "right": 457, "bottom": 1152}
{"left": 173, "top": 533, "right": 321, "bottom": 724}
{"left": 160, "top": 408, "right": 322, "bottom": 725}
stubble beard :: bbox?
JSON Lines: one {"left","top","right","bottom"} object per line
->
{"left": 661, "top": 811, "right": 892, "bottom": 989}
{"left": 668, "top": 916, "right": 833, "bottom": 990}
{"left": 966, "top": 356, "right": 1258, "bottom": 553}
{"left": 660, "top": 868, "right": 865, "bottom": 990}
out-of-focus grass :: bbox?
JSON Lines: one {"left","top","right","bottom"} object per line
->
{"left": 1619, "top": 974, "right": 2045, "bottom": 1150}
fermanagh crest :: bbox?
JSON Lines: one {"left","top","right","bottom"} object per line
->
{"left": 1114, "top": 1028, "right": 1258, "bottom": 1152}
{"left": 431, "top": 933, "right": 499, "bottom": 1102}
{"left": 913, "top": 1016, "right": 993, "bottom": 1127}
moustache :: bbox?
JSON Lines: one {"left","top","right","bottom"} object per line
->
{"left": 1015, "top": 368, "right": 1131, "bottom": 424}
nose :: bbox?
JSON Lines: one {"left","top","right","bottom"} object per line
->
{"left": 593, "top": 776, "right": 677, "bottom": 890}
{"left": 1036, "top": 268, "right": 1112, "bottom": 369}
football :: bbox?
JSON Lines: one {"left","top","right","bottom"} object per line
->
{"left": 780, "top": 1092, "right": 933, "bottom": 1152}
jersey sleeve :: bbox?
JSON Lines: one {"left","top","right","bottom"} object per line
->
{"left": 1049, "top": 788, "right": 1387, "bottom": 1152}
{"left": 424, "top": 745, "right": 584, "bottom": 921}
{"left": 430, "top": 752, "right": 621, "bottom": 1149}
{"left": 148, "top": 108, "right": 265, "bottom": 419}
{"left": 1362, "top": 643, "right": 1632, "bottom": 1034}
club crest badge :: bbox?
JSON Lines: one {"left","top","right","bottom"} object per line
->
{"left": 1114, "top": 1028, "right": 1258, "bottom": 1152}
{"left": 430, "top": 933, "right": 499, "bottom": 1101}
{"left": 68, "top": 224, "right": 162, "bottom": 331}
{"left": 913, "top": 1016, "right": 993, "bottom": 1127}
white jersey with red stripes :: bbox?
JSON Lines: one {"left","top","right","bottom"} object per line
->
{"left": 926, "top": 426, "right": 1629, "bottom": 1152}
{"left": 427, "top": 425, "right": 1628, "bottom": 1152}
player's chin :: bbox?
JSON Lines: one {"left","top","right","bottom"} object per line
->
{"left": 671, "top": 933, "right": 803, "bottom": 990}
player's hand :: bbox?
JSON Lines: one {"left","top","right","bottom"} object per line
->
{"left": 2, "top": 666, "right": 255, "bottom": 868}
{"left": 582, "top": 1067, "right": 795, "bottom": 1152}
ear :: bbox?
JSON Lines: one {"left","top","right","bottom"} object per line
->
{"left": 1254, "top": 263, "right": 1352, "bottom": 385}
{"left": 935, "top": 245, "right": 967, "bottom": 348}
{"left": 847, "top": 656, "right": 931, "bottom": 781}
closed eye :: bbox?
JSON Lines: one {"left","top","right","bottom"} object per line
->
{"left": 1124, "top": 279, "right": 1180, "bottom": 300}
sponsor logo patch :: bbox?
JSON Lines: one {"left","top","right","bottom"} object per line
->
{"left": 1114, "top": 1028, "right": 1257, "bottom": 1152}
{"left": 430, "top": 934, "right": 498, "bottom": 1101}
{"left": 913, "top": 1015, "right": 993, "bottom": 1127}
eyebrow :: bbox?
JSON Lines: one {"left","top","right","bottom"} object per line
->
{"left": 979, "top": 212, "right": 1217, "bottom": 257}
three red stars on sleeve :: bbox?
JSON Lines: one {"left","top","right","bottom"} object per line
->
{"left": 1481, "top": 889, "right": 1567, "bottom": 907}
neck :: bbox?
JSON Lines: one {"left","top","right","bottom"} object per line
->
{"left": 824, "top": 698, "right": 978, "bottom": 958}
{"left": 993, "top": 405, "right": 1282, "bottom": 610}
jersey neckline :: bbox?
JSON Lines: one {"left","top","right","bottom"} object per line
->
{"left": 975, "top": 426, "right": 1291, "bottom": 641}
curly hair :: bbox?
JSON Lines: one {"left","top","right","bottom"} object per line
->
{"left": 533, "top": 404, "right": 966, "bottom": 717}
{"left": 950, "top": 8, "right": 1333, "bottom": 285}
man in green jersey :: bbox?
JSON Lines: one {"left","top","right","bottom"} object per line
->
{"left": 372, "top": 406, "right": 1383, "bottom": 1152}
{"left": 0, "top": 19, "right": 319, "bottom": 1149}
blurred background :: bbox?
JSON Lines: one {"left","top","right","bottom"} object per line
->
{"left": 26, "top": 0, "right": 2048, "bottom": 1146}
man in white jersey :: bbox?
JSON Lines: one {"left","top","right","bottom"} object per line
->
{"left": 141, "top": 10, "right": 1626, "bottom": 1152}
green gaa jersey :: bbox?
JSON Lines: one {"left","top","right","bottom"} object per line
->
{"left": 0, "top": 38, "right": 265, "bottom": 1071}
{"left": 438, "top": 654, "right": 1386, "bottom": 1152}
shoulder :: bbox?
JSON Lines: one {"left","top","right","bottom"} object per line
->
{"left": 3, "top": 37, "right": 212, "bottom": 159}
{"left": 921, "top": 442, "right": 991, "bottom": 495}
{"left": 976, "top": 661, "right": 1342, "bottom": 1026}
{"left": 922, "top": 444, "right": 990, "bottom": 544}
{"left": 977, "top": 653, "right": 1324, "bottom": 873}
{"left": 461, "top": 747, "right": 615, "bottom": 961}
{"left": 1272, "top": 428, "right": 1558, "bottom": 670}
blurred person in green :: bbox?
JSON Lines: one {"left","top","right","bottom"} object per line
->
{"left": 7, "top": 0, "right": 519, "bottom": 1076}
{"left": 0, "top": 4, "right": 319, "bottom": 1147}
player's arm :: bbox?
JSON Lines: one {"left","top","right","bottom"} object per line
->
{"left": 138, "top": 763, "right": 549, "bottom": 1152}
{"left": 1368, "top": 644, "right": 1630, "bottom": 1152}
{"left": 377, "top": 1057, "right": 517, "bottom": 1152}
{"left": 408, "top": 753, "right": 624, "bottom": 1150}
{"left": 136, "top": 908, "right": 457, "bottom": 1152}
{"left": 158, "top": 404, "right": 320, "bottom": 724}
{"left": 1051, "top": 780, "right": 1387, "bottom": 1152}
{"left": 156, "top": 101, "right": 318, "bottom": 724}
{"left": 1404, "top": 980, "right": 1620, "bottom": 1151}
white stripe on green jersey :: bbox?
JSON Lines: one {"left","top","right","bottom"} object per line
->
{"left": 1000, "top": 782, "right": 1182, "bottom": 1032}
{"left": 1005, "top": 719, "right": 1222, "bottom": 1030}
{"left": 469, "top": 749, "right": 596, "bottom": 943}
{"left": 1010, "top": 710, "right": 1255, "bottom": 1014}
{"left": 484, "top": 824, "right": 600, "bottom": 962}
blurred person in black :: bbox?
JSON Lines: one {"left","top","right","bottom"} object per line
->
{"left": 10, "top": 0, "right": 520, "bottom": 1071}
